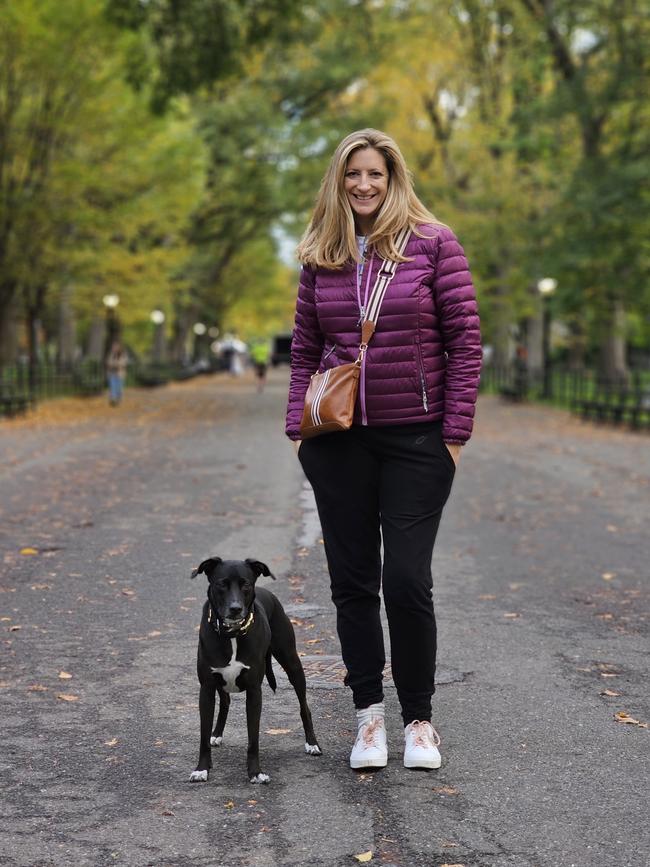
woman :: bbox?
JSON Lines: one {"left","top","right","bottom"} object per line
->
{"left": 285, "top": 129, "right": 481, "bottom": 770}
{"left": 106, "top": 340, "right": 128, "bottom": 406}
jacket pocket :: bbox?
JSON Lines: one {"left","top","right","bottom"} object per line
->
{"left": 320, "top": 342, "right": 338, "bottom": 371}
{"left": 415, "top": 342, "right": 429, "bottom": 412}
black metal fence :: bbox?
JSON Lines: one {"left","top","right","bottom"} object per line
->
{"left": 0, "top": 358, "right": 225, "bottom": 418}
{"left": 480, "top": 364, "right": 650, "bottom": 429}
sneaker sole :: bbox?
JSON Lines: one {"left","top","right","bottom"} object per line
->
{"left": 350, "top": 755, "right": 388, "bottom": 769}
{"left": 403, "top": 757, "right": 441, "bottom": 770}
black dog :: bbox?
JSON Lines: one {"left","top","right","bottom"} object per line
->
{"left": 189, "top": 557, "right": 321, "bottom": 784}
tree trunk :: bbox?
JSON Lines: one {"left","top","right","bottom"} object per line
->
{"left": 525, "top": 302, "right": 544, "bottom": 373}
{"left": 57, "top": 285, "right": 77, "bottom": 364}
{"left": 0, "top": 295, "right": 20, "bottom": 365}
{"left": 598, "top": 300, "right": 628, "bottom": 383}
{"left": 86, "top": 318, "right": 105, "bottom": 361}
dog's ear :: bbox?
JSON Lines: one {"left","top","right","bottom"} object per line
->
{"left": 245, "top": 558, "right": 276, "bottom": 581}
{"left": 190, "top": 557, "right": 222, "bottom": 580}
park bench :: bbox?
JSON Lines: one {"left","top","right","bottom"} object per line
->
{"left": 498, "top": 362, "right": 528, "bottom": 403}
{"left": 134, "top": 367, "right": 170, "bottom": 387}
{"left": 0, "top": 384, "right": 30, "bottom": 418}
{"left": 71, "top": 370, "right": 104, "bottom": 396}
{"left": 574, "top": 382, "right": 650, "bottom": 429}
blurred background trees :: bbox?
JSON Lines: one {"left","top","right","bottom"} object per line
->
{"left": 1, "top": 0, "right": 648, "bottom": 376}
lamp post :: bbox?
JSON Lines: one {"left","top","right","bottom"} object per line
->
{"left": 537, "top": 278, "right": 557, "bottom": 399}
{"left": 150, "top": 309, "right": 166, "bottom": 365}
{"left": 102, "top": 293, "right": 120, "bottom": 356}
{"left": 192, "top": 322, "right": 207, "bottom": 363}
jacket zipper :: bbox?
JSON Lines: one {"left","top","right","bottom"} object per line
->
{"left": 416, "top": 342, "right": 428, "bottom": 412}
{"left": 323, "top": 343, "right": 337, "bottom": 363}
{"left": 358, "top": 252, "right": 374, "bottom": 426}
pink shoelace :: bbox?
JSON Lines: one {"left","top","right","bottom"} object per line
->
{"left": 360, "top": 718, "right": 384, "bottom": 747}
{"left": 408, "top": 720, "right": 441, "bottom": 748}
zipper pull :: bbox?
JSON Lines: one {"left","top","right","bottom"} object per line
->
{"left": 357, "top": 306, "right": 365, "bottom": 327}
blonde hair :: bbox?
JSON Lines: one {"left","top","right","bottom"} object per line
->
{"left": 296, "top": 128, "right": 445, "bottom": 269}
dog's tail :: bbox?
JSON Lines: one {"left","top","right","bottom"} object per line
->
{"left": 265, "top": 651, "right": 277, "bottom": 693}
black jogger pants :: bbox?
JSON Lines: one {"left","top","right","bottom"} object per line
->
{"left": 298, "top": 420, "right": 456, "bottom": 725}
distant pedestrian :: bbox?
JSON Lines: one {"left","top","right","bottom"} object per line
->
{"left": 106, "top": 340, "right": 128, "bottom": 406}
{"left": 286, "top": 129, "right": 482, "bottom": 771}
{"left": 250, "top": 340, "right": 271, "bottom": 392}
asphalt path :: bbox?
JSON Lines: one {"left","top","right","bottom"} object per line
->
{"left": 1, "top": 369, "right": 648, "bottom": 867}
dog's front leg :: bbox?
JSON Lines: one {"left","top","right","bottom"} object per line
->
{"left": 245, "top": 686, "right": 269, "bottom": 784}
{"left": 211, "top": 690, "right": 230, "bottom": 746}
{"left": 190, "top": 682, "right": 216, "bottom": 782}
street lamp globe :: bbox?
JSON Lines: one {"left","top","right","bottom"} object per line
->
{"left": 150, "top": 309, "right": 165, "bottom": 325}
{"left": 193, "top": 322, "right": 207, "bottom": 336}
{"left": 537, "top": 278, "right": 557, "bottom": 296}
{"left": 102, "top": 293, "right": 120, "bottom": 309}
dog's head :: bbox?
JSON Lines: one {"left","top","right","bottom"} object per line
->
{"left": 190, "top": 557, "right": 275, "bottom": 630}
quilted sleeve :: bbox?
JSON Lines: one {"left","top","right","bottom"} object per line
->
{"left": 433, "top": 228, "right": 482, "bottom": 444}
{"left": 285, "top": 265, "right": 325, "bottom": 439}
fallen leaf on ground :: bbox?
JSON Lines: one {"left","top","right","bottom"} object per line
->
{"left": 305, "top": 638, "right": 323, "bottom": 645}
{"left": 601, "top": 572, "right": 616, "bottom": 581}
{"left": 57, "top": 693, "right": 79, "bottom": 702}
{"left": 9, "top": 625, "right": 21, "bottom": 632}
{"left": 503, "top": 612, "right": 520, "bottom": 619}
{"left": 601, "top": 689, "right": 621, "bottom": 697}
{"left": 432, "top": 785, "right": 459, "bottom": 795}
{"left": 20, "top": 547, "right": 38, "bottom": 555}
{"left": 160, "top": 808, "right": 175, "bottom": 816}
{"left": 354, "top": 853, "right": 373, "bottom": 863}
{"left": 478, "top": 594, "right": 496, "bottom": 600}
{"left": 265, "top": 728, "right": 292, "bottom": 735}
{"left": 28, "top": 684, "right": 48, "bottom": 692}
{"left": 104, "top": 738, "right": 118, "bottom": 747}
{"left": 440, "top": 863, "right": 465, "bottom": 867}
{"left": 614, "top": 711, "right": 648, "bottom": 728}
{"left": 58, "top": 671, "right": 72, "bottom": 680}
{"left": 224, "top": 800, "right": 235, "bottom": 809}
{"left": 121, "top": 588, "right": 136, "bottom": 597}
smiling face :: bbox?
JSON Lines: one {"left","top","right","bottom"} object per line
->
{"left": 343, "top": 147, "right": 389, "bottom": 234}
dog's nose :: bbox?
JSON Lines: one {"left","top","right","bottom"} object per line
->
{"left": 228, "top": 605, "right": 243, "bottom": 618}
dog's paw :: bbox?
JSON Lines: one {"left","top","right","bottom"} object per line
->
{"left": 305, "top": 742, "right": 322, "bottom": 756}
{"left": 249, "top": 772, "right": 271, "bottom": 784}
{"left": 189, "top": 770, "right": 209, "bottom": 782}
{"left": 210, "top": 736, "right": 223, "bottom": 747}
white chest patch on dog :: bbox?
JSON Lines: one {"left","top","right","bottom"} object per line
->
{"left": 211, "top": 638, "right": 250, "bottom": 693}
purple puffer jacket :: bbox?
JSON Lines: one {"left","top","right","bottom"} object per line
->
{"left": 285, "top": 224, "right": 482, "bottom": 443}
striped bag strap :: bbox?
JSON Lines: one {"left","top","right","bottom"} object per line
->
{"left": 360, "top": 226, "right": 411, "bottom": 345}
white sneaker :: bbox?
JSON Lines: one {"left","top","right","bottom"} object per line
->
{"left": 403, "top": 720, "right": 441, "bottom": 769}
{"left": 350, "top": 704, "right": 388, "bottom": 769}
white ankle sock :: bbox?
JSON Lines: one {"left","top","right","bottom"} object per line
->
{"left": 356, "top": 702, "right": 385, "bottom": 727}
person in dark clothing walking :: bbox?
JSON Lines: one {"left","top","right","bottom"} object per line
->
{"left": 285, "top": 129, "right": 482, "bottom": 770}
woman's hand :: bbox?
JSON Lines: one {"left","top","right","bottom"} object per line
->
{"left": 445, "top": 442, "right": 462, "bottom": 467}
